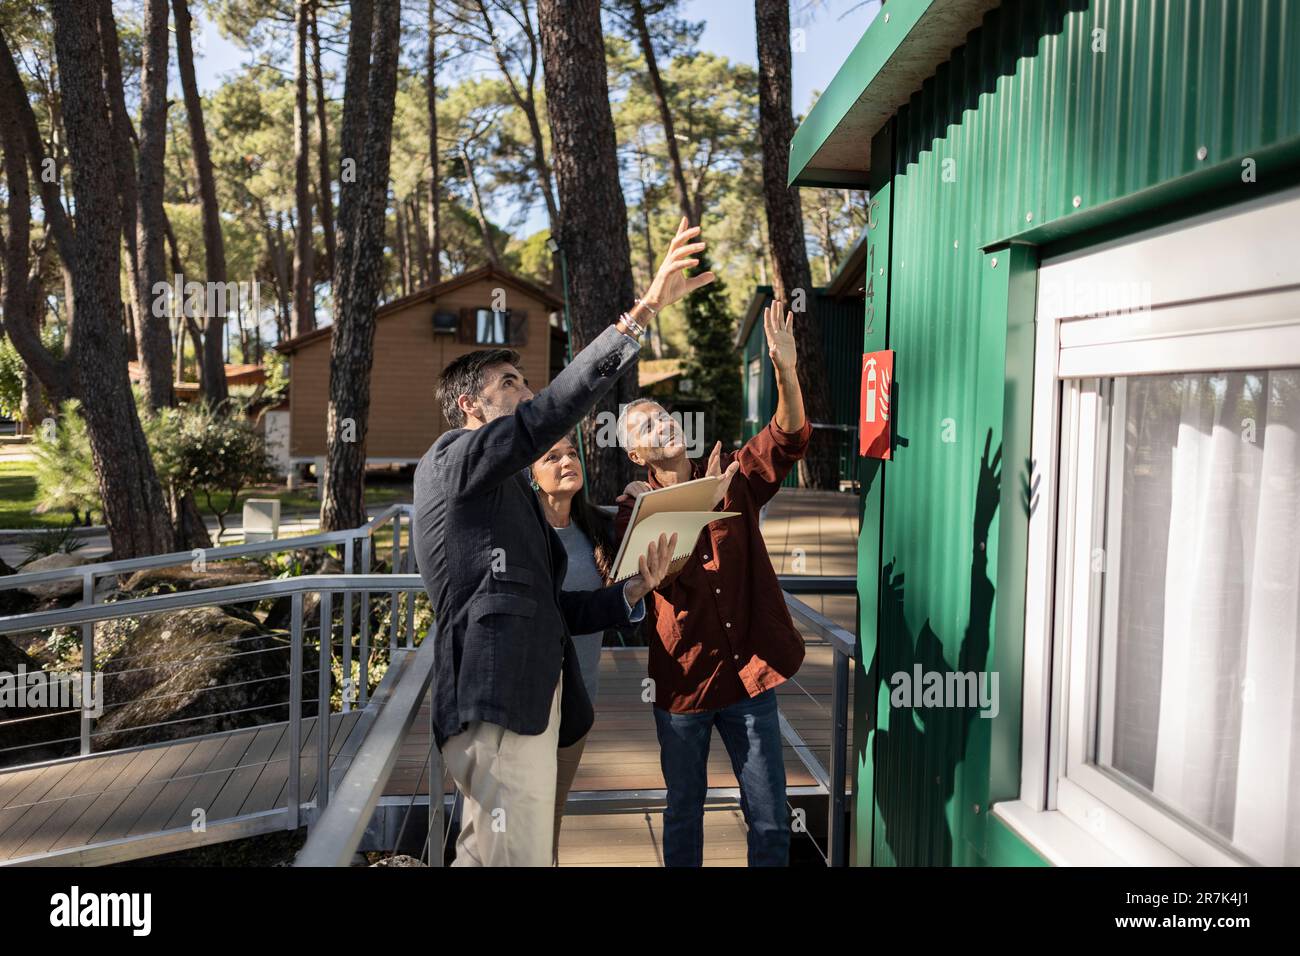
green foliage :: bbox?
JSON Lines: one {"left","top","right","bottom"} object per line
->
{"left": 0, "top": 325, "right": 63, "bottom": 420}
{"left": 18, "top": 522, "right": 88, "bottom": 565}
{"left": 32, "top": 400, "right": 101, "bottom": 525}
{"left": 155, "top": 402, "right": 278, "bottom": 537}
{"left": 682, "top": 256, "right": 743, "bottom": 447}
{"left": 32, "top": 399, "right": 276, "bottom": 536}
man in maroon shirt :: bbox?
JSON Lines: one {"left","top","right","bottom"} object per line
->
{"left": 614, "top": 300, "right": 810, "bottom": 866}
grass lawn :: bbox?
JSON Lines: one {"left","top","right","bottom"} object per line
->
{"left": 0, "top": 458, "right": 412, "bottom": 531}
{"left": 0, "top": 461, "right": 73, "bottom": 530}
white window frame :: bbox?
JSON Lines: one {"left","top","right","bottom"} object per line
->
{"left": 994, "top": 185, "right": 1300, "bottom": 867}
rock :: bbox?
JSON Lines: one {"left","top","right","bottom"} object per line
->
{"left": 15, "top": 552, "right": 88, "bottom": 601}
{"left": 262, "top": 590, "right": 323, "bottom": 632}
{"left": 93, "top": 605, "right": 321, "bottom": 751}
{"left": 0, "top": 635, "right": 82, "bottom": 768}
{"left": 120, "top": 561, "right": 268, "bottom": 596}
{"left": 371, "top": 854, "right": 425, "bottom": 867}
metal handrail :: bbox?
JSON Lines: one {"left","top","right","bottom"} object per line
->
{"left": 779, "top": 575, "right": 856, "bottom": 867}
{"left": 0, "top": 573, "right": 424, "bottom": 633}
{"left": 0, "top": 572, "right": 431, "bottom": 859}
{"left": 296, "top": 630, "right": 438, "bottom": 867}
{"left": 1, "top": 503, "right": 415, "bottom": 747}
{"left": 0, "top": 503, "right": 415, "bottom": 592}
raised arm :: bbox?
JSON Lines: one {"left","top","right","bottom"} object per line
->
{"left": 733, "top": 301, "right": 812, "bottom": 507}
{"left": 436, "top": 219, "right": 715, "bottom": 496}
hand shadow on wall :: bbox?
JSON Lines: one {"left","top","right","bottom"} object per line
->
{"left": 861, "top": 429, "right": 1001, "bottom": 866}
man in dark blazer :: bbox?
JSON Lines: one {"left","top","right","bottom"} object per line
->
{"left": 413, "top": 219, "right": 714, "bottom": 866}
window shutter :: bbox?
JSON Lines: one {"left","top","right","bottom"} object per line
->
{"left": 457, "top": 307, "right": 475, "bottom": 343}
{"left": 508, "top": 309, "right": 529, "bottom": 346}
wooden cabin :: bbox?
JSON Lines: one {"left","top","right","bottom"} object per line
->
{"left": 275, "top": 265, "right": 565, "bottom": 468}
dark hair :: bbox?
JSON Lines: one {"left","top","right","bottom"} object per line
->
{"left": 529, "top": 436, "right": 617, "bottom": 580}
{"left": 437, "top": 348, "right": 521, "bottom": 428}
{"left": 568, "top": 485, "right": 618, "bottom": 581}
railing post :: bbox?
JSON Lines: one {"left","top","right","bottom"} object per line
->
{"left": 829, "top": 645, "right": 850, "bottom": 867}
{"left": 288, "top": 591, "right": 304, "bottom": 830}
{"left": 359, "top": 539, "right": 371, "bottom": 706}
{"left": 80, "top": 571, "right": 94, "bottom": 755}
{"left": 342, "top": 537, "right": 354, "bottom": 713}
{"left": 404, "top": 511, "right": 416, "bottom": 649}
{"left": 317, "top": 590, "right": 333, "bottom": 814}
{"left": 389, "top": 514, "right": 400, "bottom": 651}
{"left": 428, "top": 675, "right": 442, "bottom": 867}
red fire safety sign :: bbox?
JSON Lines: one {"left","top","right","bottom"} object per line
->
{"left": 859, "top": 350, "right": 893, "bottom": 460}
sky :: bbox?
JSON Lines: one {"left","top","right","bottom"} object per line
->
{"left": 189, "top": 0, "right": 883, "bottom": 234}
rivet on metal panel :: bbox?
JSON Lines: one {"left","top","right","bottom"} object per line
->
{"left": 879, "top": 267, "right": 884, "bottom": 276}
{"left": 991, "top": 257, "right": 998, "bottom": 268}
{"left": 1072, "top": 195, "right": 1082, "bottom": 208}
{"left": 973, "top": 804, "right": 981, "bottom": 814}
{"left": 1025, "top": 211, "right": 1033, "bottom": 222}
{"left": 884, "top": 12, "right": 889, "bottom": 22}
{"left": 1197, "top": 145, "right": 1209, "bottom": 161}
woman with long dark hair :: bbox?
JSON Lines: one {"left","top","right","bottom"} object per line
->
{"left": 530, "top": 434, "right": 619, "bottom": 864}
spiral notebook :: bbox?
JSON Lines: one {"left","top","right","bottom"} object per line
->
{"left": 610, "top": 475, "right": 740, "bottom": 582}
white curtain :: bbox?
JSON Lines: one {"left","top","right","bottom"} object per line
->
{"left": 1112, "top": 370, "right": 1300, "bottom": 865}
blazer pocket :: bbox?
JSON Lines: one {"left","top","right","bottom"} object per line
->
{"left": 490, "top": 565, "right": 534, "bottom": 586}
{"left": 472, "top": 593, "right": 538, "bottom": 621}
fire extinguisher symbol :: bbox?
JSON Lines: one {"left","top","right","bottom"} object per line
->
{"left": 863, "top": 356, "right": 892, "bottom": 426}
{"left": 864, "top": 358, "right": 878, "bottom": 424}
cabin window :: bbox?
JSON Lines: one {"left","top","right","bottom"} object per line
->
{"left": 1011, "top": 185, "right": 1300, "bottom": 866}
{"left": 747, "top": 358, "right": 762, "bottom": 423}
{"left": 475, "top": 309, "right": 509, "bottom": 344}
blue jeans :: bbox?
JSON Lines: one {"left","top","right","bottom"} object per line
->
{"left": 653, "top": 688, "right": 789, "bottom": 867}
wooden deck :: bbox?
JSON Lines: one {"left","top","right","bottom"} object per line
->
{"left": 0, "top": 488, "right": 861, "bottom": 866}
{"left": 0, "top": 711, "right": 362, "bottom": 865}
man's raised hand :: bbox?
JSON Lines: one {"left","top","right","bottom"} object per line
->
{"left": 705, "top": 441, "right": 739, "bottom": 508}
{"left": 643, "top": 218, "right": 716, "bottom": 310}
{"left": 764, "top": 300, "right": 797, "bottom": 374}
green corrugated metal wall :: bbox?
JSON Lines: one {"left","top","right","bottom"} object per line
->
{"left": 741, "top": 291, "right": 863, "bottom": 486}
{"left": 855, "top": 0, "right": 1300, "bottom": 867}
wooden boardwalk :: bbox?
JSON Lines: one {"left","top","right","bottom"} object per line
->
{"left": 382, "top": 641, "right": 854, "bottom": 866}
{"left": 0, "top": 711, "right": 362, "bottom": 865}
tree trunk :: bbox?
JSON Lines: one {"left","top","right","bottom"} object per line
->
{"left": 133, "top": 0, "right": 175, "bottom": 410}
{"left": 95, "top": 0, "right": 144, "bottom": 371}
{"left": 309, "top": 1, "right": 336, "bottom": 280}
{"left": 755, "top": 0, "right": 836, "bottom": 489}
{"left": 0, "top": 137, "right": 60, "bottom": 413}
{"left": 538, "top": 0, "right": 638, "bottom": 504}
{"left": 320, "top": 0, "right": 400, "bottom": 531}
{"left": 411, "top": 188, "right": 430, "bottom": 286}
{"left": 460, "top": 143, "right": 499, "bottom": 267}
{"left": 630, "top": 0, "right": 692, "bottom": 223}
{"left": 173, "top": 0, "right": 229, "bottom": 406}
{"left": 49, "top": 0, "right": 175, "bottom": 558}
{"left": 472, "top": 0, "right": 559, "bottom": 232}
{"left": 292, "top": 0, "right": 315, "bottom": 338}
{"left": 426, "top": 1, "right": 442, "bottom": 285}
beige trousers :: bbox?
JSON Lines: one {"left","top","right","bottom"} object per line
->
{"left": 552, "top": 733, "right": 588, "bottom": 865}
{"left": 441, "top": 674, "right": 562, "bottom": 867}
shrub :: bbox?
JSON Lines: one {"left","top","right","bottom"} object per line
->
{"left": 31, "top": 400, "right": 102, "bottom": 525}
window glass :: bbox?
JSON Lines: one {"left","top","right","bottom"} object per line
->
{"left": 1088, "top": 369, "right": 1300, "bottom": 864}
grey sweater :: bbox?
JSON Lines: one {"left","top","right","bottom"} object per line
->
{"left": 552, "top": 522, "right": 605, "bottom": 705}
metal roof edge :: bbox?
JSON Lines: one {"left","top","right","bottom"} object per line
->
{"left": 789, "top": 0, "right": 1000, "bottom": 189}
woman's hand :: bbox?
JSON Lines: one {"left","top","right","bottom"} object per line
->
{"left": 705, "top": 441, "right": 740, "bottom": 508}
{"left": 642, "top": 217, "right": 716, "bottom": 311}
{"left": 623, "top": 531, "right": 678, "bottom": 605}
{"left": 615, "top": 480, "right": 652, "bottom": 507}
